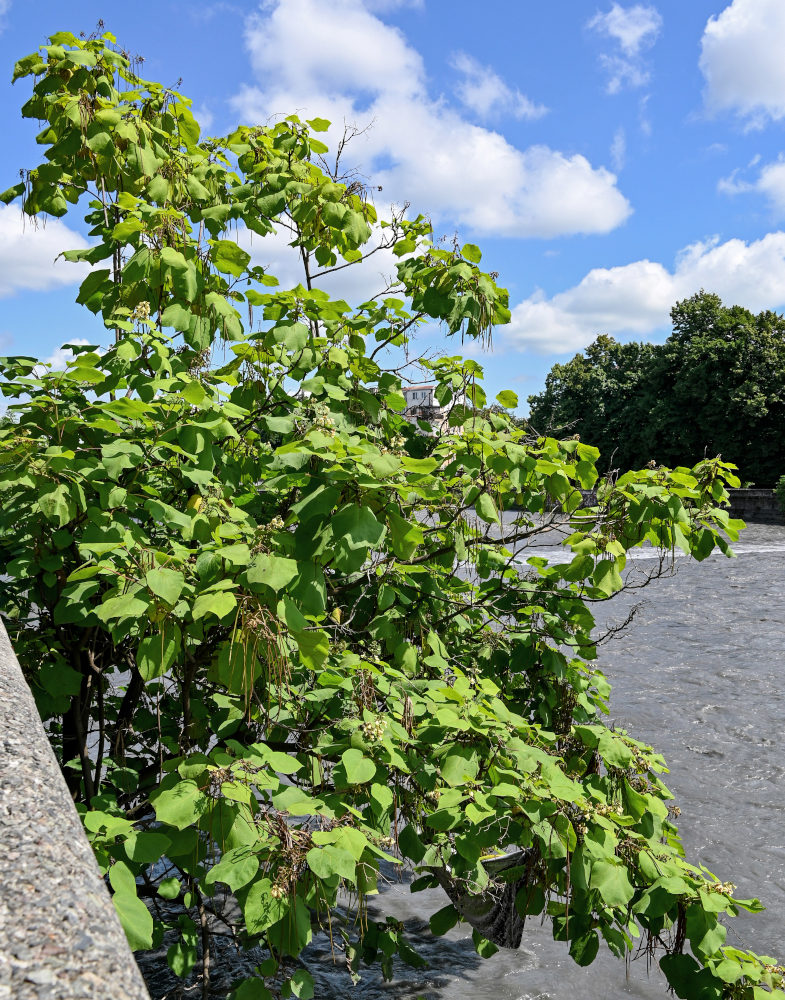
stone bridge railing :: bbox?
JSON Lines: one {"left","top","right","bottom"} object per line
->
{"left": 573, "top": 488, "right": 783, "bottom": 524}
{"left": 0, "top": 621, "right": 150, "bottom": 999}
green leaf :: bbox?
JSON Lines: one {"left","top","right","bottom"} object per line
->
{"left": 592, "top": 559, "right": 623, "bottom": 596}
{"left": 246, "top": 554, "right": 299, "bottom": 592}
{"left": 388, "top": 511, "right": 423, "bottom": 560}
{"left": 475, "top": 493, "right": 499, "bottom": 525}
{"left": 686, "top": 904, "right": 727, "bottom": 960}
{"left": 589, "top": 860, "right": 634, "bottom": 909}
{"left": 192, "top": 590, "right": 238, "bottom": 621}
{"left": 146, "top": 567, "right": 185, "bottom": 605}
{"left": 96, "top": 591, "right": 150, "bottom": 623}
{"left": 569, "top": 929, "right": 600, "bottom": 966}
{"left": 151, "top": 779, "right": 204, "bottom": 829}
{"left": 0, "top": 182, "right": 24, "bottom": 205}
{"left": 205, "top": 847, "right": 260, "bottom": 892}
{"left": 242, "top": 878, "right": 279, "bottom": 935}
{"left": 38, "top": 485, "right": 76, "bottom": 526}
{"left": 660, "top": 954, "right": 702, "bottom": 999}
{"left": 137, "top": 623, "right": 181, "bottom": 681}
{"left": 231, "top": 979, "right": 273, "bottom": 1000}
{"left": 285, "top": 970, "right": 314, "bottom": 1000}
{"left": 341, "top": 748, "right": 376, "bottom": 785}
{"left": 161, "top": 302, "right": 193, "bottom": 333}
{"left": 146, "top": 174, "right": 169, "bottom": 204}
{"left": 158, "top": 877, "right": 181, "bottom": 900}
{"left": 440, "top": 747, "right": 479, "bottom": 786}
{"left": 174, "top": 101, "right": 201, "bottom": 147}
{"left": 306, "top": 844, "right": 356, "bottom": 881}
{"left": 211, "top": 239, "right": 251, "bottom": 277}
{"left": 597, "top": 730, "right": 634, "bottom": 769}
{"left": 76, "top": 269, "right": 111, "bottom": 312}
{"left": 124, "top": 831, "right": 171, "bottom": 865}
{"left": 109, "top": 861, "right": 153, "bottom": 951}
{"left": 331, "top": 505, "right": 386, "bottom": 573}
{"left": 430, "top": 903, "right": 461, "bottom": 936}
{"left": 495, "top": 389, "right": 518, "bottom": 409}
{"left": 462, "top": 243, "right": 482, "bottom": 263}
{"left": 472, "top": 928, "right": 498, "bottom": 959}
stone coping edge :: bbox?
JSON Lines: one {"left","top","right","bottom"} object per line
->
{"left": 0, "top": 619, "right": 150, "bottom": 999}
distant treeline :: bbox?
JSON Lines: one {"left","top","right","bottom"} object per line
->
{"left": 527, "top": 291, "right": 785, "bottom": 487}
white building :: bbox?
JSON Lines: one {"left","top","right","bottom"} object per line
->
{"left": 401, "top": 383, "right": 464, "bottom": 434}
{"left": 402, "top": 383, "right": 436, "bottom": 412}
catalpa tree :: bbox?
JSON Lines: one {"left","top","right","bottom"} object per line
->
{"left": 1, "top": 31, "right": 781, "bottom": 1000}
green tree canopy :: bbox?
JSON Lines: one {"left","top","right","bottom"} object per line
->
{"left": 1, "top": 31, "right": 783, "bottom": 1000}
{"left": 528, "top": 292, "right": 785, "bottom": 486}
{"left": 526, "top": 334, "right": 657, "bottom": 471}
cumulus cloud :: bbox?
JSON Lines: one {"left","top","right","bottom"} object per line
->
{"left": 0, "top": 205, "right": 89, "bottom": 298}
{"left": 717, "top": 154, "right": 785, "bottom": 216}
{"left": 231, "top": 0, "right": 631, "bottom": 239}
{"left": 500, "top": 232, "right": 785, "bottom": 353}
{"left": 237, "top": 222, "right": 408, "bottom": 304}
{"left": 43, "top": 338, "right": 95, "bottom": 371}
{"left": 364, "top": 0, "right": 423, "bottom": 9}
{"left": 588, "top": 3, "right": 663, "bottom": 94}
{"left": 700, "top": 0, "right": 785, "bottom": 125}
{"left": 450, "top": 52, "right": 548, "bottom": 121}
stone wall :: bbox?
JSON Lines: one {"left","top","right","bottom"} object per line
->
{"left": 572, "top": 488, "right": 783, "bottom": 523}
{"left": 0, "top": 621, "right": 150, "bottom": 999}
{"left": 725, "top": 488, "right": 784, "bottom": 524}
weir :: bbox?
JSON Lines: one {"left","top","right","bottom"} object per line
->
{"left": 575, "top": 487, "right": 784, "bottom": 524}
{"left": 0, "top": 621, "right": 150, "bottom": 999}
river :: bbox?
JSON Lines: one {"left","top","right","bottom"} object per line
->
{"left": 302, "top": 519, "right": 785, "bottom": 999}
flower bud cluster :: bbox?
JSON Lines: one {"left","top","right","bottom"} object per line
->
{"left": 271, "top": 863, "right": 296, "bottom": 899}
{"left": 312, "top": 403, "right": 335, "bottom": 431}
{"left": 361, "top": 716, "right": 387, "bottom": 741}
{"left": 708, "top": 880, "right": 736, "bottom": 896}
{"left": 132, "top": 301, "right": 151, "bottom": 321}
{"left": 269, "top": 515, "right": 285, "bottom": 531}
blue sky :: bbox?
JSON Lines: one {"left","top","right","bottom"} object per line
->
{"left": 2, "top": 0, "right": 785, "bottom": 409}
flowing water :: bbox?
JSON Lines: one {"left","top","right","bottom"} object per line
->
{"left": 140, "top": 520, "right": 785, "bottom": 999}
{"left": 305, "top": 520, "right": 785, "bottom": 999}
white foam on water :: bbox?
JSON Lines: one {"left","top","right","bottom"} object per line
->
{"left": 512, "top": 542, "right": 785, "bottom": 567}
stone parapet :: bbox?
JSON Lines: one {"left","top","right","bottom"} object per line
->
{"left": 0, "top": 621, "right": 149, "bottom": 999}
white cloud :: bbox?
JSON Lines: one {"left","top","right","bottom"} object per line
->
{"left": 500, "top": 232, "right": 785, "bottom": 353}
{"left": 700, "top": 0, "right": 785, "bottom": 125}
{"left": 450, "top": 52, "right": 548, "bottom": 121}
{"left": 364, "top": 0, "right": 423, "bottom": 9}
{"left": 231, "top": 0, "right": 631, "bottom": 239}
{"left": 0, "top": 1, "right": 10, "bottom": 32}
{"left": 43, "top": 338, "right": 94, "bottom": 371}
{"left": 193, "top": 104, "right": 215, "bottom": 133}
{"left": 0, "top": 206, "right": 89, "bottom": 298}
{"left": 237, "top": 222, "right": 408, "bottom": 304}
{"left": 718, "top": 155, "right": 785, "bottom": 215}
{"left": 610, "top": 127, "right": 626, "bottom": 171}
{"left": 588, "top": 3, "right": 663, "bottom": 94}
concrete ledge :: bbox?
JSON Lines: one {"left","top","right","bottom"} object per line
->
{"left": 725, "top": 489, "right": 784, "bottom": 524}
{"left": 0, "top": 621, "right": 149, "bottom": 999}
{"left": 542, "top": 488, "right": 784, "bottom": 525}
